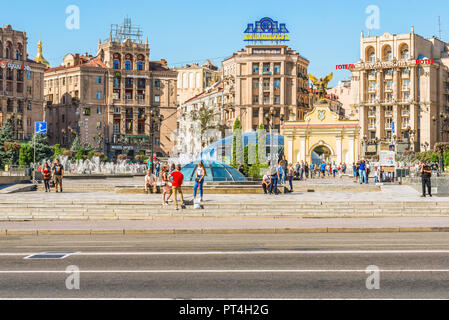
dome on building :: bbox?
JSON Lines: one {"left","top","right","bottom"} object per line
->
{"left": 34, "top": 39, "right": 50, "bottom": 67}
{"left": 181, "top": 161, "right": 246, "bottom": 182}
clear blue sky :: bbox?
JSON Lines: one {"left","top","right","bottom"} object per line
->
{"left": 1, "top": 0, "right": 448, "bottom": 86}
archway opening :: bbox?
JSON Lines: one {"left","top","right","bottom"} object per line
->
{"left": 311, "top": 145, "right": 332, "bottom": 165}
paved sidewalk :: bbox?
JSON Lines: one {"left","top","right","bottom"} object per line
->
{"left": 1, "top": 217, "right": 449, "bottom": 235}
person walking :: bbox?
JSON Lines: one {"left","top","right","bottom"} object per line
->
{"left": 304, "top": 162, "right": 309, "bottom": 180}
{"left": 287, "top": 163, "right": 294, "bottom": 192}
{"left": 161, "top": 166, "right": 172, "bottom": 205}
{"left": 421, "top": 161, "right": 432, "bottom": 197}
{"left": 269, "top": 161, "right": 280, "bottom": 195}
{"left": 332, "top": 162, "right": 338, "bottom": 178}
{"left": 310, "top": 163, "right": 314, "bottom": 179}
{"left": 280, "top": 155, "right": 288, "bottom": 184}
{"left": 169, "top": 164, "right": 185, "bottom": 210}
{"left": 53, "top": 159, "right": 64, "bottom": 193}
{"left": 300, "top": 161, "right": 305, "bottom": 181}
{"left": 295, "top": 162, "right": 300, "bottom": 180}
{"left": 352, "top": 162, "right": 357, "bottom": 182}
{"left": 193, "top": 161, "right": 206, "bottom": 202}
{"left": 262, "top": 171, "right": 271, "bottom": 194}
{"left": 342, "top": 162, "right": 347, "bottom": 175}
{"left": 42, "top": 163, "right": 51, "bottom": 192}
{"left": 320, "top": 161, "right": 326, "bottom": 178}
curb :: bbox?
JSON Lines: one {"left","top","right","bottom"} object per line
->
{"left": 2, "top": 226, "right": 449, "bottom": 236}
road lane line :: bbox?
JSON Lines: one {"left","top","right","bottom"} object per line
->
{"left": 0, "top": 269, "right": 448, "bottom": 273}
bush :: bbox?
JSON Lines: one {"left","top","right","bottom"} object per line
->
{"left": 53, "top": 144, "right": 62, "bottom": 160}
{"left": 117, "top": 154, "right": 128, "bottom": 161}
{"left": 101, "top": 155, "right": 108, "bottom": 162}
{"left": 87, "top": 150, "right": 96, "bottom": 159}
{"left": 62, "top": 149, "right": 75, "bottom": 158}
{"left": 75, "top": 149, "right": 84, "bottom": 160}
{"left": 247, "top": 163, "right": 269, "bottom": 179}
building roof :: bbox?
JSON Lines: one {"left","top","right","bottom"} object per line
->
{"left": 183, "top": 82, "right": 223, "bottom": 104}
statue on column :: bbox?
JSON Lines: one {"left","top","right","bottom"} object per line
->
{"left": 308, "top": 72, "right": 333, "bottom": 100}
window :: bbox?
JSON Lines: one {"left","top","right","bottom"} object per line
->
{"left": 96, "top": 91, "right": 102, "bottom": 99}
{"left": 27, "top": 102, "right": 32, "bottom": 110}
{"left": 274, "top": 95, "right": 280, "bottom": 104}
{"left": 402, "top": 92, "right": 410, "bottom": 102}
{"left": 27, "top": 71, "right": 31, "bottom": 79}
{"left": 385, "top": 80, "right": 392, "bottom": 91}
{"left": 96, "top": 76, "right": 102, "bottom": 84}
{"left": 252, "top": 63, "right": 259, "bottom": 75}
{"left": 62, "top": 114, "right": 65, "bottom": 123}
{"left": 263, "top": 93, "right": 270, "bottom": 104}
{"left": 274, "top": 79, "right": 281, "bottom": 89}
{"left": 386, "top": 69, "right": 393, "bottom": 75}
{"left": 252, "top": 80, "right": 259, "bottom": 89}
{"left": 83, "top": 108, "right": 91, "bottom": 116}
{"left": 402, "top": 67, "right": 410, "bottom": 74}
{"left": 62, "top": 77, "right": 65, "bottom": 85}
{"left": 97, "top": 107, "right": 102, "bottom": 114}
{"left": 113, "top": 60, "right": 120, "bottom": 69}
{"left": 263, "top": 78, "right": 270, "bottom": 91}
{"left": 263, "top": 63, "right": 270, "bottom": 73}
{"left": 137, "top": 61, "right": 144, "bottom": 71}
{"left": 274, "top": 64, "right": 281, "bottom": 74}
{"left": 368, "top": 81, "right": 376, "bottom": 92}
{"left": 113, "top": 77, "right": 120, "bottom": 88}
{"left": 155, "top": 80, "right": 160, "bottom": 88}
{"left": 154, "top": 95, "right": 160, "bottom": 103}
{"left": 253, "top": 95, "right": 259, "bottom": 103}
{"left": 402, "top": 79, "right": 410, "bottom": 91}
{"left": 125, "top": 60, "right": 132, "bottom": 70}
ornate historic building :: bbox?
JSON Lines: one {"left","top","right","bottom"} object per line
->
{"left": 44, "top": 18, "right": 178, "bottom": 159}
{"left": 351, "top": 27, "right": 449, "bottom": 156}
{"left": 222, "top": 45, "right": 310, "bottom": 132}
{"left": 175, "top": 60, "right": 221, "bottom": 105}
{"left": 0, "top": 24, "right": 46, "bottom": 141}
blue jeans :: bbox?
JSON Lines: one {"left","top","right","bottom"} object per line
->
{"left": 359, "top": 170, "right": 367, "bottom": 184}
{"left": 269, "top": 175, "right": 278, "bottom": 194}
{"left": 193, "top": 178, "right": 204, "bottom": 198}
{"left": 288, "top": 176, "right": 293, "bottom": 191}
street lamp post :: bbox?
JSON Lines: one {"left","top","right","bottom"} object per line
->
{"left": 433, "top": 113, "right": 449, "bottom": 171}
{"left": 144, "top": 109, "right": 164, "bottom": 174}
{"left": 265, "top": 107, "right": 276, "bottom": 166}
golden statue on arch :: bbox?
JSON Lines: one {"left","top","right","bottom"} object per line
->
{"left": 308, "top": 72, "right": 333, "bottom": 100}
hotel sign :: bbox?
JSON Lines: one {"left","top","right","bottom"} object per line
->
{"left": 363, "top": 61, "right": 408, "bottom": 69}
{"left": 244, "top": 17, "right": 289, "bottom": 42}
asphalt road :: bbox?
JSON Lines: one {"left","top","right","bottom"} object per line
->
{"left": 0, "top": 233, "right": 448, "bottom": 299}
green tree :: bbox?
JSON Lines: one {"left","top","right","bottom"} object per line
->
{"left": 75, "top": 149, "right": 84, "bottom": 160}
{"left": 31, "top": 133, "right": 53, "bottom": 163}
{"left": 18, "top": 144, "right": 33, "bottom": 166}
{"left": 232, "top": 118, "right": 242, "bottom": 167}
{"left": 71, "top": 136, "right": 81, "bottom": 152}
{"left": 191, "top": 106, "right": 220, "bottom": 149}
{"left": 0, "top": 121, "right": 14, "bottom": 168}
{"left": 53, "top": 144, "right": 62, "bottom": 160}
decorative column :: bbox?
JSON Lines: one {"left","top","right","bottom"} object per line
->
{"left": 336, "top": 135, "right": 342, "bottom": 163}
{"left": 287, "top": 136, "right": 293, "bottom": 163}
{"left": 349, "top": 135, "right": 355, "bottom": 163}
{"left": 299, "top": 135, "right": 306, "bottom": 162}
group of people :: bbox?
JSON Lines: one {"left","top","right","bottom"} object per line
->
{"left": 39, "top": 159, "right": 64, "bottom": 192}
{"left": 144, "top": 160, "right": 207, "bottom": 210}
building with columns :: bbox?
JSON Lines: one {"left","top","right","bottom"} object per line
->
{"left": 175, "top": 60, "right": 221, "bottom": 105}
{"left": 222, "top": 45, "right": 310, "bottom": 132}
{"left": 0, "top": 24, "right": 46, "bottom": 141}
{"left": 350, "top": 27, "right": 449, "bottom": 156}
{"left": 44, "top": 18, "right": 178, "bottom": 159}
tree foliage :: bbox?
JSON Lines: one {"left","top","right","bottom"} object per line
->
{"left": 31, "top": 133, "right": 52, "bottom": 163}
{"left": 18, "top": 144, "right": 33, "bottom": 166}
{"left": 0, "top": 121, "right": 14, "bottom": 168}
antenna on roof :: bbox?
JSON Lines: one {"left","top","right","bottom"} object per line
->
{"left": 108, "top": 16, "right": 143, "bottom": 43}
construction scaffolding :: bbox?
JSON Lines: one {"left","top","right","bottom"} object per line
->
{"left": 108, "top": 16, "right": 143, "bottom": 43}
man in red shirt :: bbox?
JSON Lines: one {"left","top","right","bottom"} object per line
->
{"left": 169, "top": 164, "right": 185, "bottom": 210}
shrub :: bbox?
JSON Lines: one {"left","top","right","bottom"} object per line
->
{"left": 117, "top": 154, "right": 128, "bottom": 161}
{"left": 62, "top": 149, "right": 75, "bottom": 158}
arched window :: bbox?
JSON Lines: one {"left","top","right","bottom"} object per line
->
{"left": 113, "top": 53, "right": 121, "bottom": 69}
{"left": 177, "top": 74, "right": 181, "bottom": 88}
{"left": 5, "top": 41, "right": 12, "bottom": 59}
{"left": 366, "top": 47, "right": 375, "bottom": 62}
{"left": 16, "top": 43, "right": 23, "bottom": 60}
{"left": 137, "top": 54, "right": 145, "bottom": 71}
{"left": 383, "top": 45, "right": 392, "bottom": 61}
{"left": 399, "top": 44, "right": 409, "bottom": 60}
{"left": 125, "top": 54, "right": 133, "bottom": 70}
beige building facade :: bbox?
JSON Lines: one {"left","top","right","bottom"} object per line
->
{"left": 351, "top": 28, "right": 449, "bottom": 156}
{"left": 44, "top": 19, "right": 178, "bottom": 159}
{"left": 175, "top": 60, "right": 221, "bottom": 105}
{"left": 222, "top": 45, "right": 310, "bottom": 132}
{"left": 0, "top": 24, "right": 46, "bottom": 141}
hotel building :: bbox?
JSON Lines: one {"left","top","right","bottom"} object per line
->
{"left": 222, "top": 45, "right": 310, "bottom": 132}
{"left": 44, "top": 18, "right": 178, "bottom": 159}
{"left": 351, "top": 27, "right": 449, "bottom": 155}
{"left": 0, "top": 25, "right": 46, "bottom": 141}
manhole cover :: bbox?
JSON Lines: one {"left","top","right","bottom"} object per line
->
{"left": 25, "top": 252, "right": 77, "bottom": 259}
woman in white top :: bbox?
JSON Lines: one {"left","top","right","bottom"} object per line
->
{"left": 193, "top": 161, "right": 207, "bottom": 201}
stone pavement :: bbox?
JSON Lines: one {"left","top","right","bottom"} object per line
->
{"left": 0, "top": 217, "right": 448, "bottom": 235}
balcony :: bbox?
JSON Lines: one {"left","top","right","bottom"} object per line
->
{"left": 385, "top": 86, "right": 392, "bottom": 92}
{"left": 385, "top": 111, "right": 393, "bottom": 117}
{"left": 385, "top": 123, "right": 392, "bottom": 129}
{"left": 401, "top": 110, "right": 410, "bottom": 117}
{"left": 402, "top": 122, "right": 410, "bottom": 129}
{"left": 402, "top": 86, "right": 410, "bottom": 91}
{"left": 368, "top": 111, "right": 376, "bottom": 117}
{"left": 368, "top": 123, "right": 376, "bottom": 130}
{"left": 368, "top": 87, "right": 376, "bottom": 93}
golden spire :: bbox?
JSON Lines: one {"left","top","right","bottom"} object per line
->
{"left": 34, "top": 38, "right": 50, "bottom": 67}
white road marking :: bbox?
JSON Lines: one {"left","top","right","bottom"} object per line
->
{"left": 0, "top": 249, "right": 449, "bottom": 257}
{"left": 0, "top": 269, "right": 447, "bottom": 273}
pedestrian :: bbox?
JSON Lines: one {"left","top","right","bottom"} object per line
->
{"left": 193, "top": 161, "right": 206, "bottom": 202}
{"left": 374, "top": 164, "right": 380, "bottom": 183}
{"left": 338, "top": 163, "right": 342, "bottom": 178}
{"left": 287, "top": 163, "right": 294, "bottom": 192}
{"left": 169, "top": 164, "right": 185, "bottom": 210}
{"left": 295, "top": 162, "right": 300, "bottom": 180}
{"left": 304, "top": 162, "right": 309, "bottom": 180}
{"left": 144, "top": 169, "right": 156, "bottom": 193}
{"left": 300, "top": 161, "right": 304, "bottom": 181}
{"left": 269, "top": 161, "right": 280, "bottom": 195}
{"left": 366, "top": 160, "right": 371, "bottom": 184}
{"left": 320, "top": 161, "right": 326, "bottom": 178}
{"left": 310, "top": 163, "right": 314, "bottom": 179}
{"left": 420, "top": 161, "right": 432, "bottom": 197}
{"left": 280, "top": 155, "right": 288, "bottom": 184}
{"left": 359, "top": 159, "right": 367, "bottom": 184}
{"left": 262, "top": 170, "right": 271, "bottom": 194}
{"left": 238, "top": 163, "right": 245, "bottom": 176}
{"left": 342, "top": 162, "right": 347, "bottom": 175}
{"left": 332, "top": 162, "right": 338, "bottom": 178}
{"left": 53, "top": 159, "right": 64, "bottom": 192}
{"left": 161, "top": 166, "right": 172, "bottom": 205}
{"left": 155, "top": 161, "right": 161, "bottom": 178}
{"left": 42, "top": 163, "right": 51, "bottom": 192}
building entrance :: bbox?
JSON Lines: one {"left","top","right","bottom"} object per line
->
{"left": 312, "top": 145, "right": 332, "bottom": 165}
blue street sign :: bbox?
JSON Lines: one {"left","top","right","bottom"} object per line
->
{"left": 35, "top": 122, "right": 47, "bottom": 134}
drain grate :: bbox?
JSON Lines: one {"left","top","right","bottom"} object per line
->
{"left": 25, "top": 252, "right": 77, "bottom": 259}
